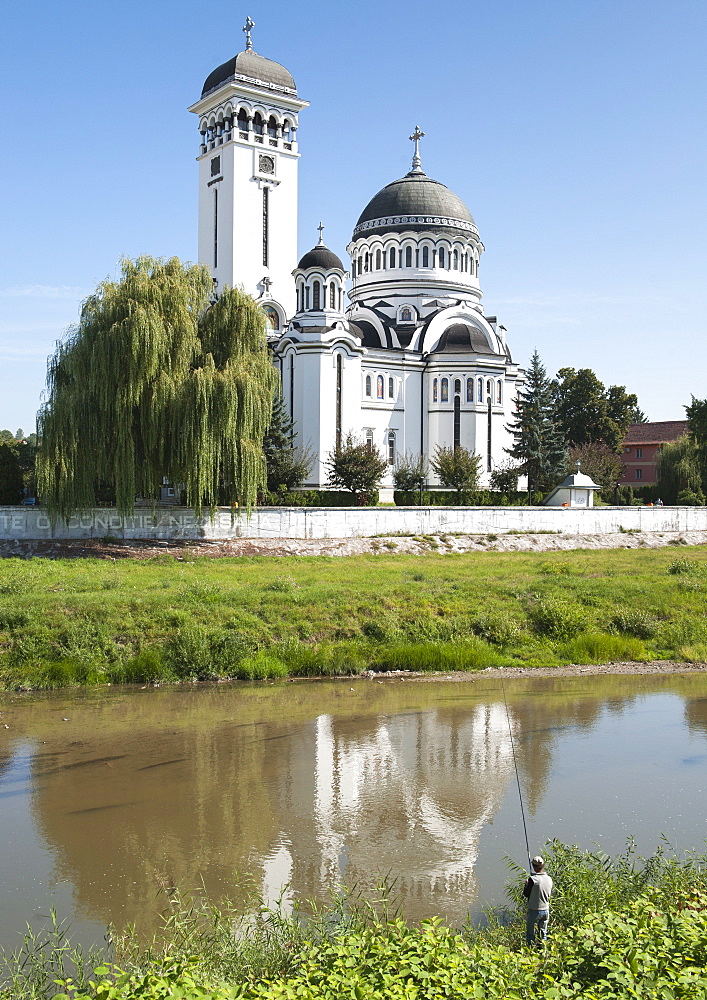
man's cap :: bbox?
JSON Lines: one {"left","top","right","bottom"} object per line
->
{"left": 532, "top": 856, "right": 544, "bottom": 866}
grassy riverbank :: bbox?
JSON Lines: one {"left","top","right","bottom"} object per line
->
{"left": 1, "top": 546, "right": 707, "bottom": 689}
{"left": 4, "top": 841, "right": 707, "bottom": 999}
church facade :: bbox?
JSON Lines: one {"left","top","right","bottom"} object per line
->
{"left": 188, "top": 23, "right": 522, "bottom": 489}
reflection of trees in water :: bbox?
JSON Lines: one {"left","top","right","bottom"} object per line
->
{"left": 20, "top": 675, "right": 704, "bottom": 934}
{"left": 684, "top": 697, "right": 707, "bottom": 736}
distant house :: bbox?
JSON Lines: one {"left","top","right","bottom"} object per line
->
{"left": 619, "top": 421, "right": 688, "bottom": 486}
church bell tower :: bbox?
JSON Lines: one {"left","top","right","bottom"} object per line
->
{"left": 188, "top": 18, "right": 308, "bottom": 328}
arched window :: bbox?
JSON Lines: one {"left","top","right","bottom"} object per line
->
{"left": 477, "top": 377, "right": 483, "bottom": 403}
{"left": 486, "top": 379, "right": 492, "bottom": 400}
{"left": 400, "top": 306, "right": 412, "bottom": 323}
{"left": 366, "top": 429, "right": 374, "bottom": 453}
{"left": 439, "top": 247, "right": 445, "bottom": 268}
{"left": 312, "top": 281, "right": 321, "bottom": 310}
{"left": 237, "top": 108, "right": 249, "bottom": 133}
{"left": 389, "top": 247, "right": 396, "bottom": 268}
{"left": 466, "top": 377, "right": 474, "bottom": 402}
{"left": 282, "top": 119, "right": 293, "bottom": 141}
{"left": 405, "top": 246, "right": 412, "bottom": 267}
{"left": 267, "top": 115, "right": 277, "bottom": 138}
{"left": 453, "top": 394, "right": 461, "bottom": 451}
{"left": 388, "top": 377, "right": 394, "bottom": 398}
{"left": 357, "top": 256, "right": 363, "bottom": 275}
{"left": 253, "top": 112, "right": 264, "bottom": 135}
{"left": 365, "top": 375, "right": 372, "bottom": 397}
{"left": 433, "top": 378, "right": 438, "bottom": 402}
{"left": 329, "top": 282, "right": 336, "bottom": 309}
{"left": 375, "top": 249, "right": 381, "bottom": 269}
{"left": 422, "top": 246, "right": 429, "bottom": 267}
{"left": 454, "top": 378, "right": 461, "bottom": 395}
{"left": 441, "top": 378, "right": 449, "bottom": 403}
{"left": 453, "top": 250, "right": 459, "bottom": 270}
{"left": 377, "top": 375, "right": 384, "bottom": 399}
{"left": 388, "top": 431, "right": 396, "bottom": 466}
{"left": 496, "top": 379, "right": 502, "bottom": 404}
{"left": 305, "top": 285, "right": 310, "bottom": 310}
{"left": 296, "top": 286, "right": 300, "bottom": 312}
{"left": 364, "top": 252, "right": 370, "bottom": 272}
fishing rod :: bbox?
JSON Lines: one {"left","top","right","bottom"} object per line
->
{"left": 500, "top": 672, "right": 532, "bottom": 874}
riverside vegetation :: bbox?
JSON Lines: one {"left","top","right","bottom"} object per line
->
{"left": 1, "top": 547, "right": 707, "bottom": 689}
{"left": 3, "top": 841, "right": 707, "bottom": 999}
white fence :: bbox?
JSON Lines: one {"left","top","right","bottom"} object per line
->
{"left": 1, "top": 505, "right": 707, "bottom": 541}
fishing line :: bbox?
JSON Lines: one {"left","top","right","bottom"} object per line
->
{"left": 500, "top": 672, "right": 532, "bottom": 872}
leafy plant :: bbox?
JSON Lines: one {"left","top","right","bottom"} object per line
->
{"left": 430, "top": 446, "right": 481, "bottom": 496}
{"left": 325, "top": 432, "right": 387, "bottom": 503}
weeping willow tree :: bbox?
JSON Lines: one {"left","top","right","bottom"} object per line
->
{"left": 37, "top": 256, "right": 277, "bottom": 517}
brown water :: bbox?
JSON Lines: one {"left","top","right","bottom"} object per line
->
{"left": 1, "top": 673, "right": 707, "bottom": 953}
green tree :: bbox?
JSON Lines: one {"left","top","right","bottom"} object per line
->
{"left": 37, "top": 256, "right": 276, "bottom": 517}
{"left": 566, "top": 442, "right": 625, "bottom": 499}
{"left": 551, "top": 368, "right": 638, "bottom": 451}
{"left": 686, "top": 396, "right": 707, "bottom": 487}
{"left": 630, "top": 405, "right": 648, "bottom": 424}
{"left": 263, "top": 393, "right": 312, "bottom": 493}
{"left": 489, "top": 459, "right": 522, "bottom": 493}
{"left": 506, "top": 350, "right": 567, "bottom": 495}
{"left": 0, "top": 443, "right": 24, "bottom": 504}
{"left": 430, "top": 446, "right": 481, "bottom": 497}
{"left": 393, "top": 452, "right": 428, "bottom": 492}
{"left": 326, "top": 432, "right": 386, "bottom": 502}
{"left": 657, "top": 435, "right": 702, "bottom": 503}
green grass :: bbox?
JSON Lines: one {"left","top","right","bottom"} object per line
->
{"left": 1, "top": 546, "right": 707, "bottom": 688}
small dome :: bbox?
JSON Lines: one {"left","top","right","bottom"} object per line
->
{"left": 353, "top": 172, "right": 476, "bottom": 239}
{"left": 433, "top": 323, "right": 495, "bottom": 355}
{"left": 297, "top": 245, "right": 344, "bottom": 271}
{"left": 202, "top": 50, "right": 296, "bottom": 97}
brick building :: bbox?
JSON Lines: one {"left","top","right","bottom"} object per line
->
{"left": 619, "top": 421, "right": 688, "bottom": 486}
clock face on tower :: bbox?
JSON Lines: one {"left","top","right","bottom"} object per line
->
{"left": 259, "top": 155, "right": 275, "bottom": 175}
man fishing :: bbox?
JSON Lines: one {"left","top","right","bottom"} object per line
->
{"left": 524, "top": 855, "right": 553, "bottom": 946}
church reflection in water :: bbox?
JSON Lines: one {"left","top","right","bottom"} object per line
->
{"left": 11, "top": 673, "right": 696, "bottom": 937}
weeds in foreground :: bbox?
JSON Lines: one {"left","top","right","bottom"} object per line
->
{"left": 4, "top": 842, "right": 707, "bottom": 999}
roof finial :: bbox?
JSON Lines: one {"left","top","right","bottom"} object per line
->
{"left": 576, "top": 460, "right": 582, "bottom": 472}
{"left": 317, "top": 221, "right": 326, "bottom": 246}
{"left": 243, "top": 16, "right": 255, "bottom": 51}
{"left": 409, "top": 125, "right": 425, "bottom": 174}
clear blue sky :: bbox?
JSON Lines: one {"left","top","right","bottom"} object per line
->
{"left": 1, "top": 0, "right": 706, "bottom": 433}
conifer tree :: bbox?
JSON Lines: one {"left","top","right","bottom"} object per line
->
{"left": 37, "top": 256, "right": 277, "bottom": 517}
{"left": 262, "top": 393, "right": 312, "bottom": 492}
{"left": 506, "top": 350, "right": 567, "bottom": 495}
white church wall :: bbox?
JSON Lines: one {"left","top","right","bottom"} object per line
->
{"left": 4, "top": 506, "right": 707, "bottom": 542}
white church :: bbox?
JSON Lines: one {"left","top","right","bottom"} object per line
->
{"left": 188, "top": 21, "right": 523, "bottom": 490}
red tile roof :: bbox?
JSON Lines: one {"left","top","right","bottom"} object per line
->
{"left": 622, "top": 421, "right": 688, "bottom": 445}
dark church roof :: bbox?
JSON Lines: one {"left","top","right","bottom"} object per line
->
{"left": 202, "top": 50, "right": 296, "bottom": 97}
{"left": 297, "top": 245, "right": 344, "bottom": 271}
{"left": 353, "top": 172, "right": 476, "bottom": 238}
{"left": 432, "top": 323, "right": 496, "bottom": 355}
{"left": 349, "top": 320, "right": 383, "bottom": 348}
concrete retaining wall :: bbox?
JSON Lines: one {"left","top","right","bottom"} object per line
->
{"left": 1, "top": 505, "right": 707, "bottom": 541}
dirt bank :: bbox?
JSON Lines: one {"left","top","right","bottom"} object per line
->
{"left": 2, "top": 529, "right": 707, "bottom": 560}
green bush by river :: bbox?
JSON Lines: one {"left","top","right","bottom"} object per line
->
{"left": 1, "top": 546, "right": 707, "bottom": 689}
{"left": 3, "top": 841, "right": 707, "bottom": 999}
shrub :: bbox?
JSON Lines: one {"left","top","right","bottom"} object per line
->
{"left": 237, "top": 652, "right": 288, "bottom": 680}
{"left": 667, "top": 558, "right": 703, "bottom": 575}
{"left": 561, "top": 631, "right": 648, "bottom": 664}
{"left": 610, "top": 608, "right": 658, "bottom": 639}
{"left": 677, "top": 488, "right": 706, "bottom": 505}
{"left": 529, "top": 598, "right": 590, "bottom": 639}
{"left": 430, "top": 446, "right": 481, "bottom": 495}
{"left": 472, "top": 611, "right": 525, "bottom": 645}
{"left": 121, "top": 647, "right": 172, "bottom": 684}
{"left": 392, "top": 452, "right": 427, "bottom": 492}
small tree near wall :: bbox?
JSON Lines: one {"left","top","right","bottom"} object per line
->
{"left": 326, "top": 433, "right": 387, "bottom": 504}
{"left": 430, "top": 446, "right": 481, "bottom": 498}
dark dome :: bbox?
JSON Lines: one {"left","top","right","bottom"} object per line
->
{"left": 202, "top": 50, "right": 296, "bottom": 97}
{"left": 433, "top": 323, "right": 496, "bottom": 355}
{"left": 297, "top": 245, "right": 344, "bottom": 271}
{"left": 353, "top": 172, "right": 476, "bottom": 239}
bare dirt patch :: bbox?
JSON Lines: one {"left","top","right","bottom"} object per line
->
{"left": 2, "top": 530, "right": 707, "bottom": 560}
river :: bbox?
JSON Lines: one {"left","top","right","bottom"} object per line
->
{"left": 1, "top": 672, "right": 706, "bottom": 954}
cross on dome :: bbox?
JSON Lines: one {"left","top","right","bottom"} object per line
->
{"left": 317, "top": 221, "right": 326, "bottom": 245}
{"left": 409, "top": 126, "right": 425, "bottom": 174}
{"left": 243, "top": 16, "right": 255, "bottom": 51}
